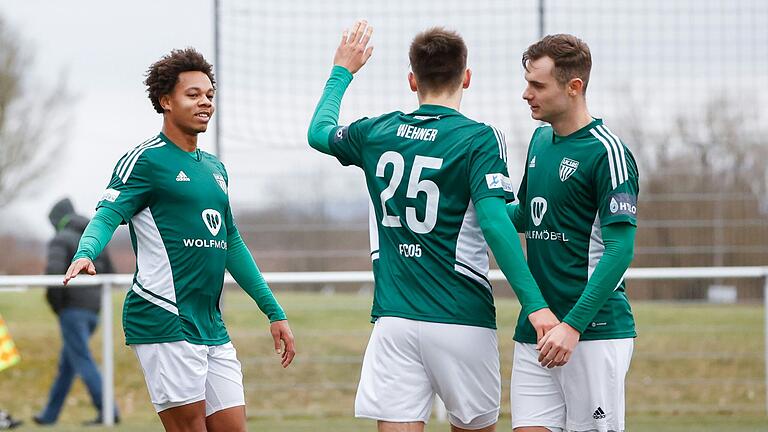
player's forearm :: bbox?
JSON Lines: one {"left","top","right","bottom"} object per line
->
{"left": 476, "top": 197, "right": 548, "bottom": 316}
{"left": 72, "top": 207, "right": 122, "bottom": 262}
{"left": 307, "top": 65, "right": 354, "bottom": 155}
{"left": 563, "top": 223, "right": 636, "bottom": 333}
{"left": 505, "top": 203, "right": 526, "bottom": 233}
{"left": 226, "top": 229, "right": 287, "bottom": 322}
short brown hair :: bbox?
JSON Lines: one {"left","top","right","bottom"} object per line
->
{"left": 409, "top": 28, "right": 467, "bottom": 95}
{"left": 522, "top": 34, "right": 591, "bottom": 92}
{"left": 144, "top": 48, "right": 216, "bottom": 114}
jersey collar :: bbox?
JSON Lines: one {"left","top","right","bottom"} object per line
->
{"left": 552, "top": 118, "right": 603, "bottom": 144}
{"left": 411, "top": 104, "right": 460, "bottom": 117}
{"left": 159, "top": 132, "right": 202, "bottom": 161}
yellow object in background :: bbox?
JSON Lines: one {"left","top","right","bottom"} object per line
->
{"left": 0, "top": 313, "right": 20, "bottom": 372}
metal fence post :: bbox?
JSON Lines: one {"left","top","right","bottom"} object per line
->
{"left": 101, "top": 279, "right": 115, "bottom": 427}
{"left": 764, "top": 271, "right": 768, "bottom": 416}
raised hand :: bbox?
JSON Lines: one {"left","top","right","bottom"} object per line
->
{"left": 333, "top": 20, "right": 374, "bottom": 74}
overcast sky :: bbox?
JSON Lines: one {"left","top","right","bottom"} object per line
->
{"left": 0, "top": 0, "right": 215, "bottom": 238}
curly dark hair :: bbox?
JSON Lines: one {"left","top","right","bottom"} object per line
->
{"left": 144, "top": 48, "right": 216, "bottom": 114}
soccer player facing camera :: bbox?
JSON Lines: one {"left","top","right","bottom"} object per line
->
{"left": 509, "top": 34, "right": 638, "bottom": 432}
{"left": 64, "top": 48, "right": 295, "bottom": 432}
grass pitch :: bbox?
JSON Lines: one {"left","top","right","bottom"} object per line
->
{"left": 0, "top": 289, "right": 765, "bottom": 431}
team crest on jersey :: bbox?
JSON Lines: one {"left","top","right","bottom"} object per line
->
{"left": 559, "top": 158, "right": 580, "bottom": 182}
{"left": 213, "top": 173, "right": 227, "bottom": 194}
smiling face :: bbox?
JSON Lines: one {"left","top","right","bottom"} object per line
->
{"left": 160, "top": 71, "right": 215, "bottom": 135}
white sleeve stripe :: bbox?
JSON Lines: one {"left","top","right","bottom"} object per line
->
{"left": 115, "top": 137, "right": 159, "bottom": 176}
{"left": 491, "top": 127, "right": 503, "bottom": 160}
{"left": 121, "top": 142, "right": 165, "bottom": 184}
{"left": 489, "top": 125, "right": 507, "bottom": 163}
{"left": 116, "top": 137, "right": 161, "bottom": 178}
{"left": 590, "top": 128, "right": 618, "bottom": 189}
{"left": 115, "top": 138, "right": 153, "bottom": 176}
{"left": 595, "top": 126, "right": 625, "bottom": 185}
{"left": 602, "top": 126, "right": 629, "bottom": 180}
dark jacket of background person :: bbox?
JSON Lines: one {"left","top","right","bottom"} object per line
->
{"left": 45, "top": 198, "right": 114, "bottom": 314}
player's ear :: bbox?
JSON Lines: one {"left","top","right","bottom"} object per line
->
{"left": 463, "top": 69, "right": 472, "bottom": 89}
{"left": 160, "top": 94, "right": 172, "bottom": 112}
{"left": 408, "top": 72, "right": 417, "bottom": 92}
{"left": 568, "top": 78, "right": 583, "bottom": 97}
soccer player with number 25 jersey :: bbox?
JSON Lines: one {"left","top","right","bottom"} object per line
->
{"left": 309, "top": 21, "right": 557, "bottom": 432}
{"left": 509, "top": 35, "right": 638, "bottom": 432}
{"left": 64, "top": 48, "right": 295, "bottom": 432}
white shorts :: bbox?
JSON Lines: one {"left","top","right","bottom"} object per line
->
{"left": 510, "top": 339, "right": 634, "bottom": 432}
{"left": 355, "top": 317, "right": 500, "bottom": 430}
{"left": 132, "top": 340, "right": 245, "bottom": 416}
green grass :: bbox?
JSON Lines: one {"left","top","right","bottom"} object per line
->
{"left": 0, "top": 290, "right": 766, "bottom": 431}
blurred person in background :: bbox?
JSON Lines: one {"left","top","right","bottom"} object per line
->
{"left": 34, "top": 198, "right": 120, "bottom": 426}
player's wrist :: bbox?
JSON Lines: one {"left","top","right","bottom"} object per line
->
{"left": 560, "top": 319, "right": 583, "bottom": 335}
{"left": 331, "top": 64, "right": 354, "bottom": 80}
{"left": 71, "top": 254, "right": 93, "bottom": 264}
{"left": 524, "top": 303, "right": 549, "bottom": 319}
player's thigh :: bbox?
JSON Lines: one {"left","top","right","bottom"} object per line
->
{"left": 157, "top": 400, "right": 207, "bottom": 432}
{"left": 510, "top": 342, "right": 566, "bottom": 431}
{"left": 377, "top": 420, "right": 425, "bottom": 432}
{"left": 420, "top": 322, "right": 500, "bottom": 430}
{"left": 355, "top": 317, "right": 434, "bottom": 423}
{"left": 513, "top": 427, "right": 560, "bottom": 432}
{"left": 452, "top": 423, "right": 497, "bottom": 432}
{"left": 559, "top": 339, "right": 633, "bottom": 432}
{"left": 204, "top": 342, "right": 245, "bottom": 418}
{"left": 132, "top": 341, "right": 208, "bottom": 411}
{"left": 206, "top": 405, "right": 246, "bottom": 432}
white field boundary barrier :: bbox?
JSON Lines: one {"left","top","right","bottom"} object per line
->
{"left": 1, "top": 266, "right": 767, "bottom": 426}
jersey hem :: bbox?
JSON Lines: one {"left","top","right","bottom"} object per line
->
{"left": 513, "top": 330, "right": 636, "bottom": 344}
{"left": 601, "top": 215, "right": 637, "bottom": 227}
{"left": 372, "top": 311, "right": 496, "bottom": 330}
{"left": 96, "top": 202, "right": 132, "bottom": 224}
{"left": 473, "top": 191, "right": 515, "bottom": 204}
{"left": 125, "top": 335, "right": 232, "bottom": 346}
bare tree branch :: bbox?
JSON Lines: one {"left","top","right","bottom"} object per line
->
{"left": 0, "top": 15, "right": 71, "bottom": 207}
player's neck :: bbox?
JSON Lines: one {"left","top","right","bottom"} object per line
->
{"left": 162, "top": 122, "right": 198, "bottom": 152}
{"left": 550, "top": 107, "right": 593, "bottom": 137}
{"left": 417, "top": 91, "right": 462, "bottom": 111}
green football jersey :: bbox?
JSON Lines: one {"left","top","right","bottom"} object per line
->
{"left": 97, "top": 133, "right": 234, "bottom": 345}
{"left": 330, "top": 104, "right": 515, "bottom": 329}
{"left": 514, "top": 119, "right": 638, "bottom": 343}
